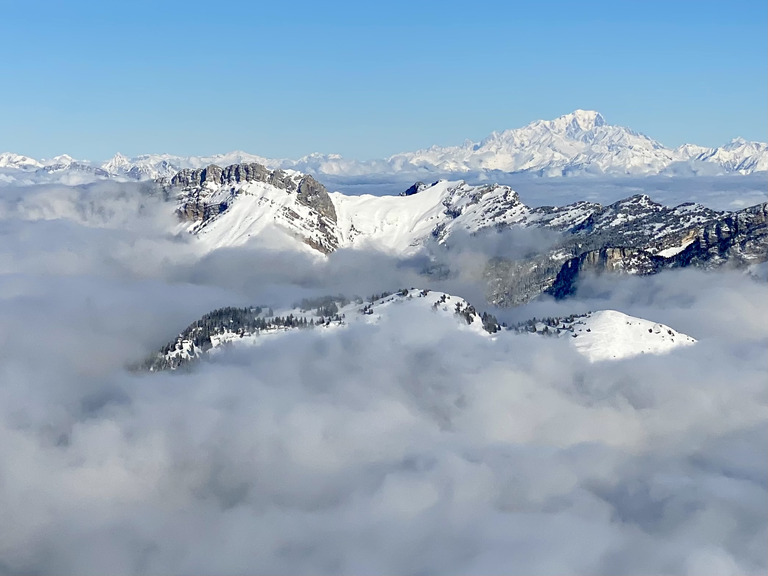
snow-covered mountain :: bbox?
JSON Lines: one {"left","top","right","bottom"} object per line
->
{"left": 167, "top": 163, "right": 548, "bottom": 255}
{"left": 385, "top": 110, "right": 677, "bottom": 176}
{"left": 168, "top": 163, "right": 342, "bottom": 254}
{"left": 163, "top": 161, "right": 767, "bottom": 305}
{"left": 683, "top": 137, "right": 768, "bottom": 174}
{"left": 0, "top": 152, "right": 42, "bottom": 170}
{"left": 383, "top": 111, "right": 768, "bottom": 176}
{"left": 0, "top": 152, "right": 109, "bottom": 185}
{"left": 143, "top": 289, "right": 696, "bottom": 371}
{"left": 2, "top": 111, "right": 766, "bottom": 185}
{"left": 172, "top": 162, "right": 764, "bottom": 251}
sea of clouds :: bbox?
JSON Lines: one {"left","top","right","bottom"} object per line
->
{"left": 0, "top": 179, "right": 766, "bottom": 575}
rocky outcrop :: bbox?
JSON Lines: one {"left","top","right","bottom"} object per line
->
{"left": 170, "top": 163, "right": 302, "bottom": 221}
{"left": 165, "top": 162, "right": 343, "bottom": 253}
{"left": 169, "top": 163, "right": 299, "bottom": 191}
{"left": 485, "top": 257, "right": 565, "bottom": 307}
{"left": 672, "top": 202, "right": 768, "bottom": 267}
{"left": 169, "top": 163, "right": 302, "bottom": 224}
{"left": 170, "top": 164, "right": 223, "bottom": 188}
{"left": 547, "top": 247, "right": 657, "bottom": 299}
{"left": 542, "top": 202, "right": 768, "bottom": 299}
{"left": 176, "top": 192, "right": 229, "bottom": 222}
{"left": 400, "top": 182, "right": 428, "bottom": 197}
{"left": 296, "top": 175, "right": 337, "bottom": 223}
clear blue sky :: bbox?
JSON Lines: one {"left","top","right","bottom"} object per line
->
{"left": 1, "top": 0, "right": 765, "bottom": 160}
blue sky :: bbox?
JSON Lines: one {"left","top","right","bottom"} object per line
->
{"left": 1, "top": 0, "right": 765, "bottom": 160}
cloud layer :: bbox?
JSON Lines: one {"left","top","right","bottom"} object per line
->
{"left": 0, "top": 181, "right": 766, "bottom": 575}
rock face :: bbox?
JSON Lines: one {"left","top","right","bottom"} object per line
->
{"left": 547, "top": 248, "right": 658, "bottom": 299}
{"left": 165, "top": 162, "right": 340, "bottom": 253}
{"left": 296, "top": 175, "right": 337, "bottom": 221}
{"left": 170, "top": 163, "right": 298, "bottom": 190}
{"left": 540, "top": 200, "right": 768, "bottom": 301}
{"left": 675, "top": 202, "right": 768, "bottom": 267}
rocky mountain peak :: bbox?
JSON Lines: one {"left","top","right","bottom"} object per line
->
{"left": 296, "top": 175, "right": 337, "bottom": 223}
{"left": 400, "top": 181, "right": 429, "bottom": 197}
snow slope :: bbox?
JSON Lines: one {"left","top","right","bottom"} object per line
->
{"left": 180, "top": 176, "right": 335, "bottom": 255}
{"left": 330, "top": 180, "right": 527, "bottom": 252}
{"left": 569, "top": 310, "right": 696, "bottom": 362}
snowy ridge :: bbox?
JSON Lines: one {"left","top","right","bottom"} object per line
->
{"left": 685, "top": 138, "right": 768, "bottom": 173}
{"left": 146, "top": 289, "right": 494, "bottom": 371}
{"left": 385, "top": 110, "right": 675, "bottom": 175}
{"left": 171, "top": 170, "right": 534, "bottom": 255}
{"left": 2, "top": 110, "right": 766, "bottom": 185}
{"left": 145, "top": 290, "right": 695, "bottom": 371}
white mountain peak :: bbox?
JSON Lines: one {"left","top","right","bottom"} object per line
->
{"left": 0, "top": 152, "right": 42, "bottom": 169}
{"left": 109, "top": 151, "right": 130, "bottom": 162}
{"left": 102, "top": 152, "right": 131, "bottom": 171}
{"left": 550, "top": 109, "right": 607, "bottom": 132}
{"left": 47, "top": 154, "right": 76, "bottom": 165}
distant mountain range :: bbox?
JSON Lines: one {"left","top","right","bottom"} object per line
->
{"left": 2, "top": 110, "right": 767, "bottom": 184}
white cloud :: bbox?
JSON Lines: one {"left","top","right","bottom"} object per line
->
{"left": 0, "top": 181, "right": 765, "bottom": 574}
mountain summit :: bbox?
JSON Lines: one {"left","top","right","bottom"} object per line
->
{"left": 543, "top": 109, "right": 607, "bottom": 133}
